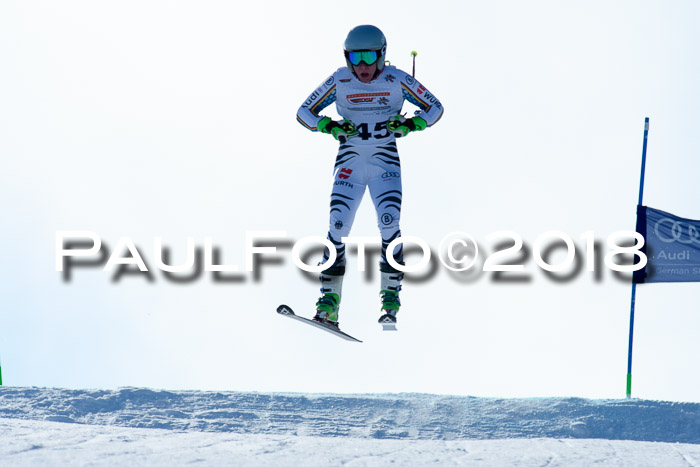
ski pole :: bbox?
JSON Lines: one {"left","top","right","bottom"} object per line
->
{"left": 411, "top": 51, "right": 418, "bottom": 78}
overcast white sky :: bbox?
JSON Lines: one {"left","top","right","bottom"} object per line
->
{"left": 1, "top": 0, "right": 699, "bottom": 402}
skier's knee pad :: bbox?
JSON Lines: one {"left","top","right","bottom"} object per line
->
{"left": 377, "top": 211, "right": 400, "bottom": 234}
{"left": 329, "top": 211, "right": 354, "bottom": 238}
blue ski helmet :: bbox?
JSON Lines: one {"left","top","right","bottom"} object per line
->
{"left": 343, "top": 25, "right": 387, "bottom": 71}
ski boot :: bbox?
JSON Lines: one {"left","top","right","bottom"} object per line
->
{"left": 314, "top": 293, "right": 340, "bottom": 328}
{"left": 378, "top": 290, "right": 400, "bottom": 328}
{"left": 313, "top": 265, "right": 344, "bottom": 328}
{"left": 378, "top": 263, "right": 403, "bottom": 330}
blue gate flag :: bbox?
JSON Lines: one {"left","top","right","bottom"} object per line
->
{"left": 634, "top": 205, "right": 700, "bottom": 283}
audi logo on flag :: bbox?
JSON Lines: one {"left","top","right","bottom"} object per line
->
{"left": 654, "top": 218, "right": 700, "bottom": 245}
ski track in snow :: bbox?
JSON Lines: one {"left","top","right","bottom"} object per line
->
{"left": 1, "top": 387, "right": 700, "bottom": 465}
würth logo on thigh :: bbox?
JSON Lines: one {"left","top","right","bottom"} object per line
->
{"left": 337, "top": 168, "right": 353, "bottom": 180}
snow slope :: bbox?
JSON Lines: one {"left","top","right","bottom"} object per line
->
{"left": 1, "top": 388, "right": 699, "bottom": 465}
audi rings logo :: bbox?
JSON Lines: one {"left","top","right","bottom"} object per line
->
{"left": 382, "top": 171, "right": 400, "bottom": 179}
{"left": 655, "top": 218, "right": 700, "bottom": 244}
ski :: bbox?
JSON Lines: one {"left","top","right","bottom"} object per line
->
{"left": 378, "top": 313, "right": 398, "bottom": 331}
{"left": 276, "top": 304, "right": 362, "bottom": 343}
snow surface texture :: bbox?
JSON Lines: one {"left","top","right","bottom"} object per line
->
{"left": 1, "top": 388, "right": 699, "bottom": 466}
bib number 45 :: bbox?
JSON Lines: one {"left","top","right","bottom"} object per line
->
{"left": 356, "top": 122, "right": 390, "bottom": 141}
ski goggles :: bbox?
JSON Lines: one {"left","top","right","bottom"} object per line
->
{"left": 346, "top": 50, "right": 380, "bottom": 66}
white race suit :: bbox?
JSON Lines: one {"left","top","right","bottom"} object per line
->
{"left": 296, "top": 65, "right": 444, "bottom": 271}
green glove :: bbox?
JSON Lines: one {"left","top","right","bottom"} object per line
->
{"left": 387, "top": 115, "right": 427, "bottom": 138}
{"left": 318, "top": 117, "right": 359, "bottom": 143}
